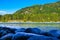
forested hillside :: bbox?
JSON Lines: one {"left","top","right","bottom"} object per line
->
{"left": 0, "top": 1, "right": 60, "bottom": 22}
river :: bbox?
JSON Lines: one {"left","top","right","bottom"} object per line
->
{"left": 0, "top": 22, "right": 60, "bottom": 31}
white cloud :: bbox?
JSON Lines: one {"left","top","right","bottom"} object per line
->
{"left": 0, "top": 11, "right": 7, "bottom": 15}
{"left": 0, "top": 10, "right": 14, "bottom": 15}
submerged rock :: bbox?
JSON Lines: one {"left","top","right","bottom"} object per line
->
{"left": 40, "top": 31, "right": 53, "bottom": 37}
{"left": 25, "top": 28, "right": 41, "bottom": 34}
{"left": 0, "top": 33, "right": 14, "bottom": 40}
{"left": 0, "top": 27, "right": 16, "bottom": 34}
{"left": 15, "top": 28, "right": 25, "bottom": 33}
{"left": 0, "top": 30, "right": 10, "bottom": 37}
{"left": 48, "top": 30, "right": 60, "bottom": 39}
{"left": 28, "top": 35, "right": 58, "bottom": 40}
{"left": 12, "top": 32, "right": 39, "bottom": 40}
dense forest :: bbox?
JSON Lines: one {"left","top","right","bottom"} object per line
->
{"left": 0, "top": 1, "right": 60, "bottom": 22}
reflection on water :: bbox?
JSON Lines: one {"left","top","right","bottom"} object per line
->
{"left": 0, "top": 22, "right": 60, "bottom": 31}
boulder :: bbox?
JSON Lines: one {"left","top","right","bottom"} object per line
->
{"left": 0, "top": 30, "right": 9, "bottom": 37}
{"left": 12, "top": 32, "right": 39, "bottom": 40}
{"left": 40, "top": 31, "right": 53, "bottom": 37}
{"left": 48, "top": 30, "right": 60, "bottom": 39}
{"left": 25, "top": 28, "right": 41, "bottom": 34}
{"left": 15, "top": 28, "right": 25, "bottom": 33}
{"left": 28, "top": 35, "right": 58, "bottom": 40}
{"left": 49, "top": 30, "right": 60, "bottom": 37}
{"left": 0, "top": 33, "right": 14, "bottom": 40}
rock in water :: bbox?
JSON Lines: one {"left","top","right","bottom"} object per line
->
{"left": 28, "top": 35, "right": 58, "bottom": 40}
{"left": 25, "top": 28, "right": 41, "bottom": 34}
{"left": 0, "top": 33, "right": 14, "bottom": 40}
{"left": 48, "top": 30, "right": 60, "bottom": 40}
{"left": 12, "top": 32, "right": 39, "bottom": 40}
{"left": 0, "top": 30, "right": 10, "bottom": 37}
{"left": 0, "top": 27, "right": 16, "bottom": 34}
{"left": 15, "top": 28, "right": 25, "bottom": 33}
{"left": 40, "top": 31, "right": 53, "bottom": 37}
{"left": 48, "top": 30, "right": 60, "bottom": 37}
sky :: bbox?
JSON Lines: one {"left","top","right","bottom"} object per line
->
{"left": 0, "top": 0, "right": 59, "bottom": 15}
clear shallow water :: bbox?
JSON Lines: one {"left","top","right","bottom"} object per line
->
{"left": 0, "top": 22, "right": 60, "bottom": 31}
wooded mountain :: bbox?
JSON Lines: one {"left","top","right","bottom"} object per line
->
{"left": 0, "top": 1, "right": 60, "bottom": 22}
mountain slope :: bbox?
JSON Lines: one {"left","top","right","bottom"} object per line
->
{"left": 0, "top": 1, "right": 60, "bottom": 22}
{"left": 14, "top": 1, "right": 60, "bottom": 14}
{"left": 13, "top": 1, "right": 60, "bottom": 22}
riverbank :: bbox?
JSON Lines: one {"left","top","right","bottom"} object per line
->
{"left": 0, "top": 22, "right": 60, "bottom": 24}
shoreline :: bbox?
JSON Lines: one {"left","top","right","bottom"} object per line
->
{"left": 0, "top": 22, "right": 60, "bottom": 24}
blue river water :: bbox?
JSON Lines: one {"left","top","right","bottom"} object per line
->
{"left": 0, "top": 22, "right": 60, "bottom": 31}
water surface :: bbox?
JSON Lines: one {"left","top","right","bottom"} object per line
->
{"left": 0, "top": 22, "right": 60, "bottom": 31}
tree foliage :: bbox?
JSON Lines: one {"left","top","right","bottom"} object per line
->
{"left": 0, "top": 1, "right": 60, "bottom": 22}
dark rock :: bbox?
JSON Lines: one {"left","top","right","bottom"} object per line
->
{"left": 28, "top": 35, "right": 58, "bottom": 40}
{"left": 0, "top": 27, "right": 16, "bottom": 37}
{"left": 15, "top": 28, "right": 25, "bottom": 33}
{"left": 40, "top": 31, "right": 53, "bottom": 37}
{"left": 9, "top": 28, "right": 16, "bottom": 34}
{"left": 0, "top": 27, "right": 16, "bottom": 34}
{"left": 25, "top": 28, "right": 41, "bottom": 34}
{"left": 0, "top": 30, "right": 10, "bottom": 37}
{"left": 48, "top": 30, "right": 60, "bottom": 37}
{"left": 12, "top": 32, "right": 38, "bottom": 40}
{"left": 0, "top": 33, "right": 14, "bottom": 40}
